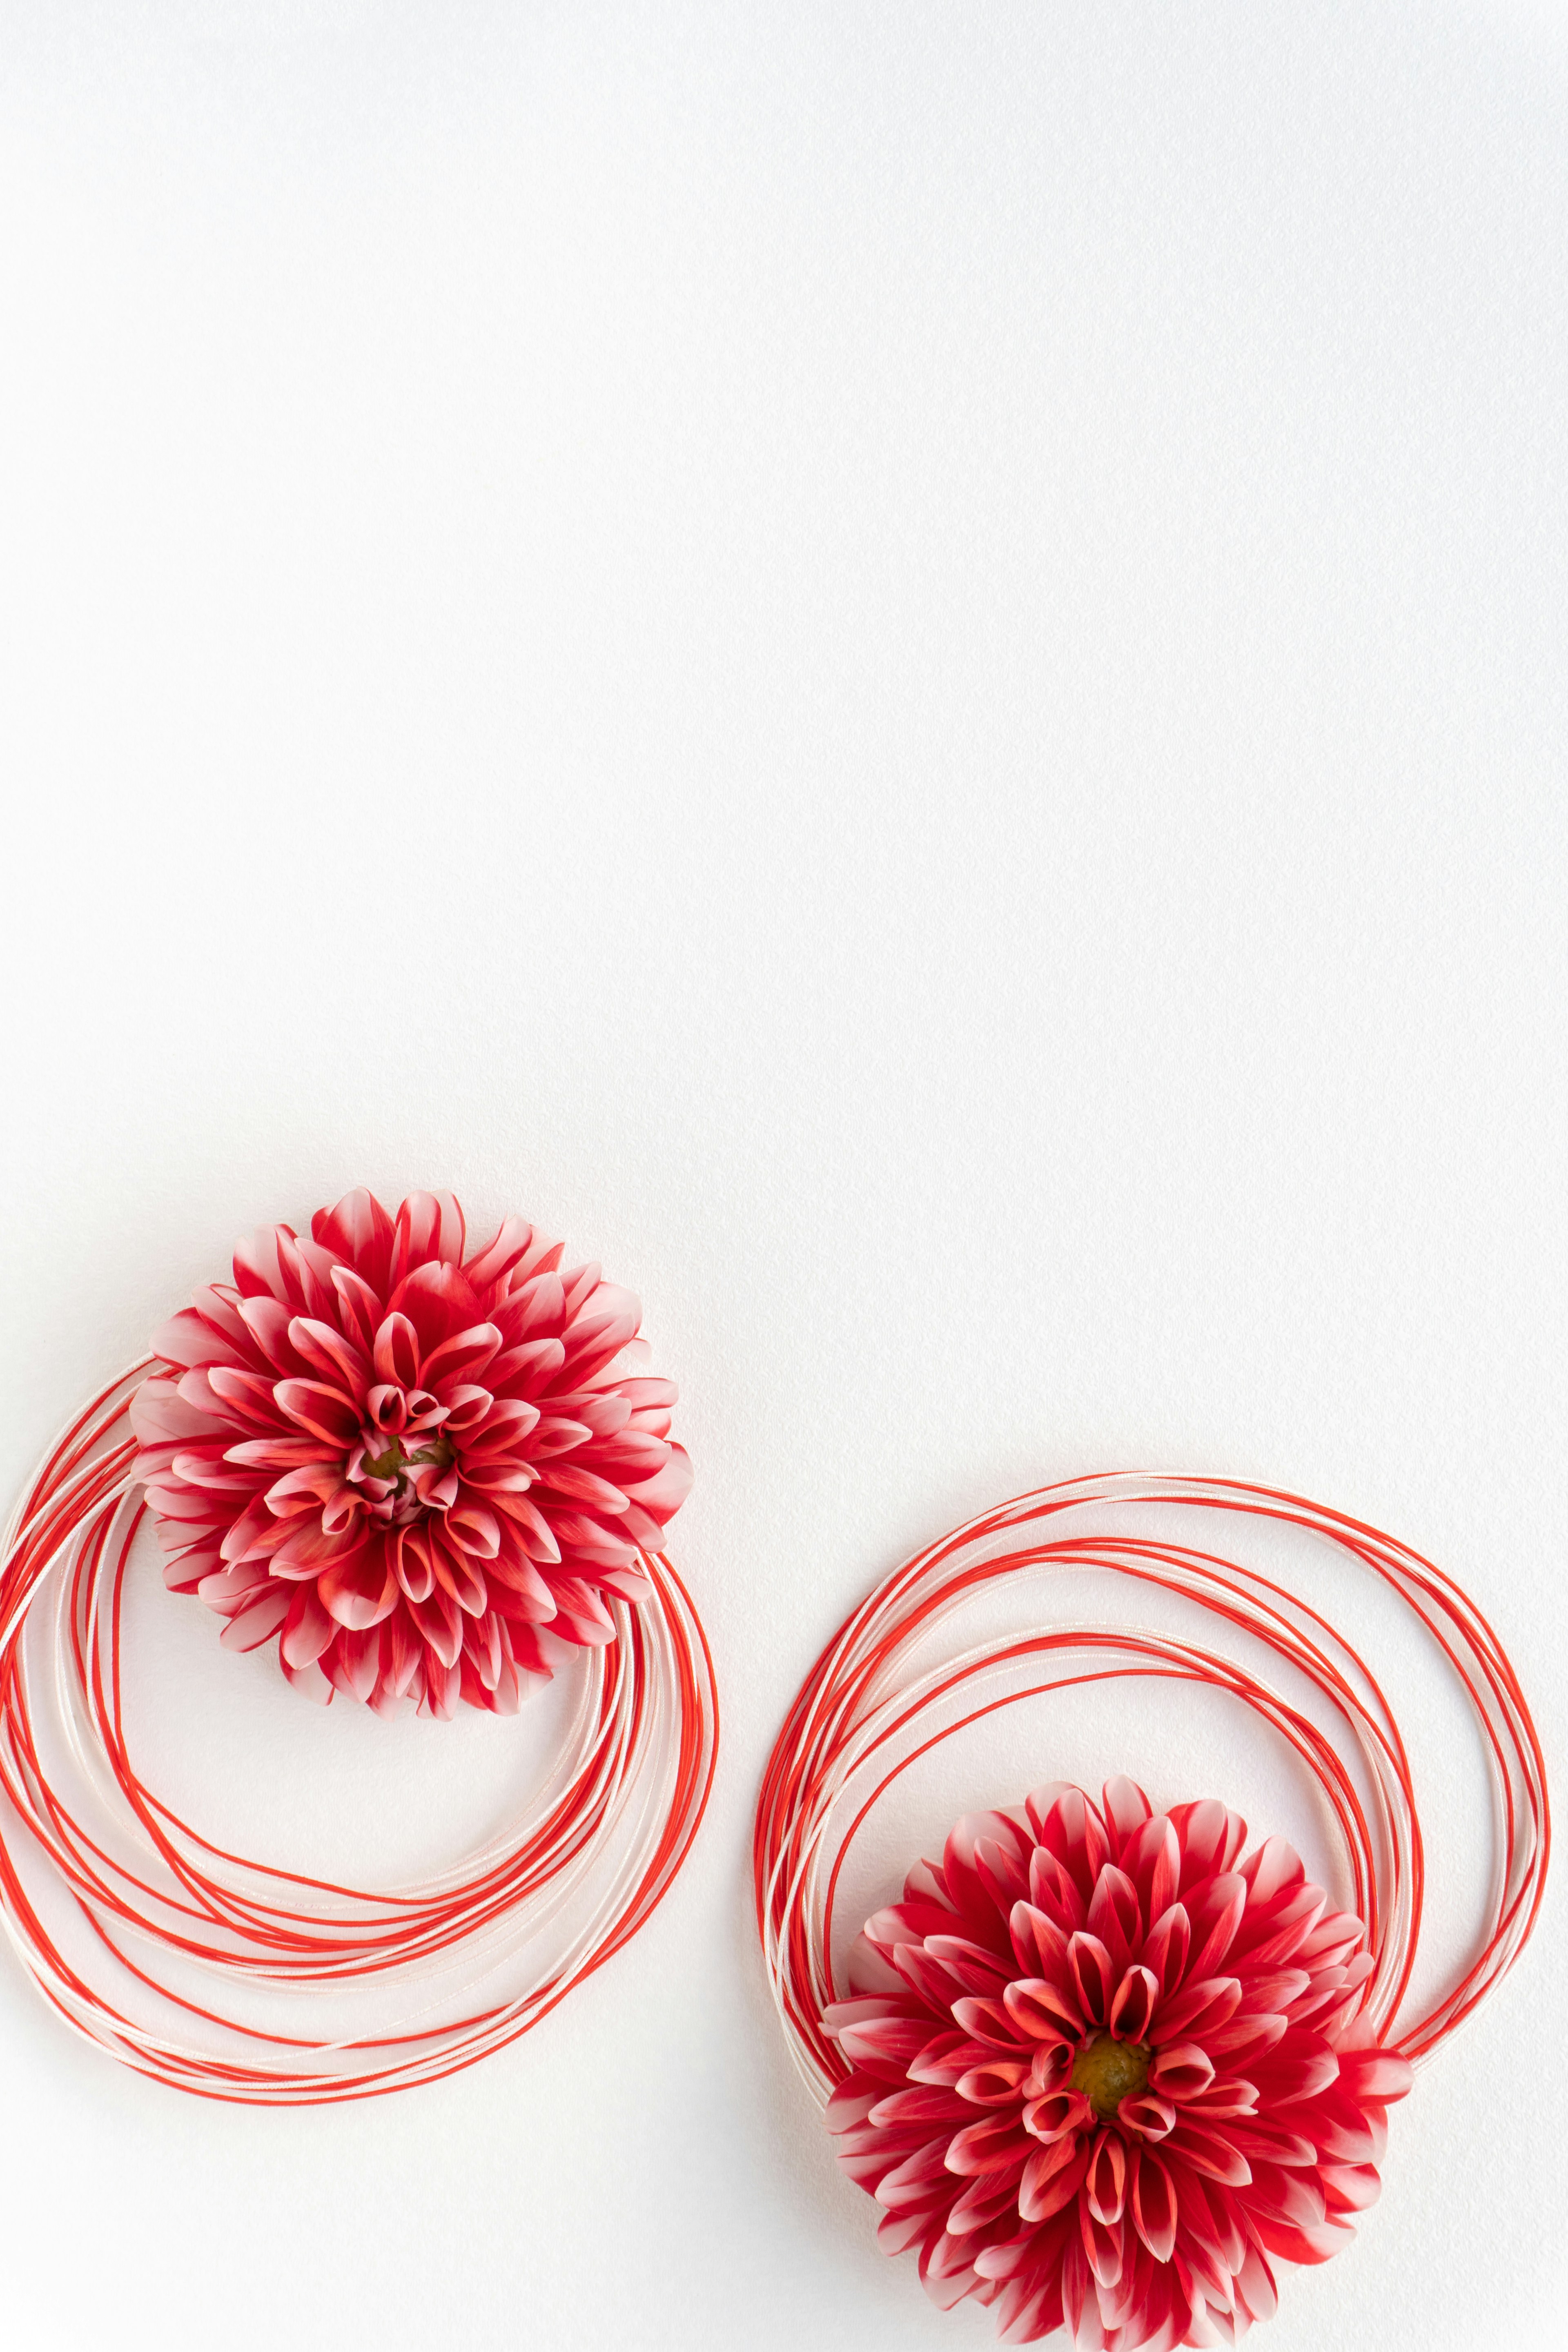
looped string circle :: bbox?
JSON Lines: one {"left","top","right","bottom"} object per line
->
{"left": 754, "top": 1473, "right": 1548, "bottom": 2106}
{"left": 0, "top": 1364, "right": 719, "bottom": 2104}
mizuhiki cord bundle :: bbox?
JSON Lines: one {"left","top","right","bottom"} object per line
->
{"left": 0, "top": 1190, "right": 718, "bottom": 2103}
{"left": 754, "top": 1474, "right": 1547, "bottom": 2348}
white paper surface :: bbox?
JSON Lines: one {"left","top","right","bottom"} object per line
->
{"left": 0, "top": 6, "right": 1563, "bottom": 2348}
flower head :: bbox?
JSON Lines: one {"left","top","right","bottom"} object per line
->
{"left": 823, "top": 1778, "right": 1412, "bottom": 2349}
{"left": 131, "top": 1189, "right": 690, "bottom": 1717}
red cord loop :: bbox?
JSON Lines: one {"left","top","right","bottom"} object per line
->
{"left": 755, "top": 1474, "right": 1548, "bottom": 2102}
{"left": 0, "top": 1365, "right": 718, "bottom": 2103}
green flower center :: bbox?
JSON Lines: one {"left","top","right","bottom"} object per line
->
{"left": 1070, "top": 2032, "right": 1151, "bottom": 2120}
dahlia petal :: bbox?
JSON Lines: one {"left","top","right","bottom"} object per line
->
{"left": 952, "top": 1997, "right": 1023, "bottom": 2049}
{"left": 920, "top": 2233, "right": 986, "bottom": 2303}
{"left": 286, "top": 1316, "right": 370, "bottom": 1401}
{"left": 1118, "top": 2094, "right": 1178, "bottom": 2141}
{"left": 1168, "top": 2164, "right": 1237, "bottom": 2290}
{"left": 1294, "top": 1909, "right": 1366, "bottom": 1968}
{"left": 1250, "top": 2215, "right": 1356, "bottom": 2267}
{"left": 1125, "top": 1815, "right": 1183, "bottom": 1929}
{"left": 1032, "top": 1787, "right": 1111, "bottom": 1899}
{"left": 1086, "top": 2128, "right": 1128, "bottom": 2225}
{"left": 1166, "top": 2123, "right": 1251, "bottom": 2186}
{"left": 129, "top": 1377, "right": 227, "bottom": 1445}
{"left": 269, "top": 1522, "right": 365, "bottom": 1578}
{"left": 1236, "top": 1884, "right": 1328, "bottom": 1968}
{"left": 146, "top": 1479, "right": 232, "bottom": 1523}
{"left": 326, "top": 1261, "right": 385, "bottom": 1353}
{"left": 1155, "top": 1974, "right": 1243, "bottom": 2043}
{"left": 224, "top": 1436, "right": 334, "bottom": 1472}
{"left": 1004, "top": 1977, "right": 1085, "bottom": 2042}
{"left": 876, "top": 2205, "right": 940, "bottom": 2256}
{"left": 273, "top": 1380, "right": 362, "bottom": 1447}
{"left": 430, "top": 1535, "right": 488, "bottom": 1617}
{"left": 875, "top": 2137, "right": 955, "bottom": 2209}
{"left": 162, "top": 1545, "right": 220, "bottom": 1593}
{"left": 835, "top": 2016, "right": 933, "bottom": 2081}
{"left": 1333, "top": 2046, "right": 1413, "bottom": 2103}
{"left": 1182, "top": 2074, "right": 1260, "bottom": 2121}
{"left": 484, "top": 1550, "right": 558, "bottom": 1619}
{"left": 195, "top": 1365, "right": 279, "bottom": 1423}
{"left": 544, "top": 1573, "right": 618, "bottom": 1646}
{"left": 1287, "top": 2087, "right": 1378, "bottom": 2164}
{"left": 1245, "top": 2161, "right": 1325, "bottom": 2232}
{"left": 1022, "top": 2089, "right": 1092, "bottom": 2143}
{"left": 370, "top": 1312, "right": 421, "bottom": 1390}
{"left": 591, "top": 1560, "right": 656, "bottom": 1604}
{"left": 1023, "top": 2040, "right": 1074, "bottom": 2096}
{"left": 1011, "top": 1891, "right": 1072, "bottom": 1985}
{"left": 419, "top": 1650, "right": 463, "bottom": 1719}
{"left": 445, "top": 1503, "right": 502, "bottom": 1560}
{"left": 1101, "top": 1776, "right": 1154, "bottom": 1849}
{"left": 956, "top": 2058, "right": 1031, "bottom": 2107}
{"left": 234, "top": 1293, "right": 302, "bottom": 1371}
{"left": 890, "top": 1941, "right": 967, "bottom": 2012}
{"left": 619, "top": 1443, "right": 694, "bottom": 1524}
{"left": 502, "top": 1621, "right": 575, "bottom": 1679}
{"left": 965, "top": 1834, "right": 1032, "bottom": 1925}
{"left": 421, "top": 1322, "right": 503, "bottom": 1392}
{"left": 1320, "top": 2161, "right": 1381, "bottom": 2213}
{"left": 1239, "top": 1834, "right": 1305, "bottom": 1907}
{"left": 1025, "top": 1844, "right": 1087, "bottom": 1933}
{"left": 463, "top": 1610, "right": 505, "bottom": 1693}
{"left": 996, "top": 2273, "right": 1066, "bottom": 2345}
{"left": 1109, "top": 1964, "right": 1160, "bottom": 2043}
{"left": 1018, "top": 2141, "right": 1089, "bottom": 2222}
{"left": 325, "top": 1625, "right": 381, "bottom": 1704}
{"left": 197, "top": 1562, "right": 272, "bottom": 1609}
{"left": 559, "top": 1303, "right": 644, "bottom": 1385}
{"left": 1087, "top": 1867, "right": 1143, "bottom": 1970}
{"left": 391, "top": 1191, "right": 466, "bottom": 1278}
{"left": 1131, "top": 2148, "right": 1178, "bottom": 2261}
{"left": 278, "top": 1650, "right": 334, "bottom": 1705}
{"left": 407, "top": 1586, "right": 464, "bottom": 1669}
{"left": 1080, "top": 2201, "right": 1126, "bottom": 2290}
{"left": 281, "top": 1584, "right": 337, "bottom": 1668}
{"left": 534, "top": 1462, "right": 633, "bottom": 1515}
{"left": 151, "top": 1306, "right": 251, "bottom": 1371}
{"left": 868, "top": 2086, "right": 970, "bottom": 2129}
{"left": 391, "top": 1526, "right": 436, "bottom": 1603}
{"left": 317, "top": 1548, "right": 399, "bottom": 1630}
{"left": 1068, "top": 1932, "right": 1116, "bottom": 2025}
{"left": 948, "top": 2173, "right": 1023, "bottom": 2235}
{"left": 1222, "top": 2118, "right": 1317, "bottom": 2167}
{"left": 1142, "top": 1902, "right": 1191, "bottom": 1997}
{"left": 462, "top": 1214, "right": 539, "bottom": 1292}
{"left": 1187, "top": 1874, "right": 1247, "bottom": 1979}
{"left": 1234, "top": 2242, "right": 1278, "bottom": 2324}
{"left": 220, "top": 1499, "right": 292, "bottom": 1564}
{"left": 1250, "top": 2035, "right": 1339, "bottom": 2104}
{"left": 924, "top": 1934, "right": 1013, "bottom": 1997}
{"left": 264, "top": 1464, "right": 351, "bottom": 1516}
{"left": 1170, "top": 1800, "right": 1248, "bottom": 1886}
{"left": 219, "top": 1586, "right": 291, "bottom": 1650}
{"left": 1150, "top": 2041, "right": 1214, "bottom": 2099}
{"left": 946, "top": 2116, "right": 1036, "bottom": 2176}
{"left": 432, "top": 1386, "right": 494, "bottom": 1439}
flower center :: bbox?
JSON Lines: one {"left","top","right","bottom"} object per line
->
{"left": 360, "top": 1430, "right": 457, "bottom": 1517}
{"left": 1070, "top": 2032, "right": 1151, "bottom": 2120}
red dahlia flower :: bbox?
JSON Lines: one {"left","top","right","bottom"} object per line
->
{"left": 130, "top": 1189, "right": 691, "bottom": 1718}
{"left": 823, "top": 1778, "right": 1412, "bottom": 2349}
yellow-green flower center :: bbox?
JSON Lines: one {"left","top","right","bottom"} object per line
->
{"left": 1069, "top": 2032, "right": 1151, "bottom": 2120}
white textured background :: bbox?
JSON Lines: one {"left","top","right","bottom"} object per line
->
{"left": 0, "top": 6, "right": 1564, "bottom": 2349}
